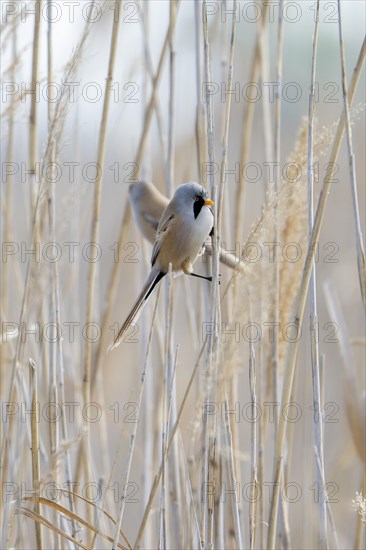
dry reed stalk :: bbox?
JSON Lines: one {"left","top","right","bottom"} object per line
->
{"left": 267, "top": 36, "right": 366, "bottom": 549}
{"left": 271, "top": 0, "right": 284, "bottom": 434}
{"left": 314, "top": 447, "right": 340, "bottom": 550}
{"left": 2, "top": 20, "right": 16, "bottom": 323}
{"left": 271, "top": 11, "right": 291, "bottom": 545}
{"left": 218, "top": 0, "right": 234, "bottom": 316}
{"left": 194, "top": 0, "right": 208, "bottom": 179}
{"left": 28, "top": 5, "right": 57, "bottom": 533}
{"left": 217, "top": 0, "right": 237, "bottom": 232}
{"left": 234, "top": 0, "right": 270, "bottom": 243}
{"left": 138, "top": 8, "right": 157, "bottom": 547}
{"left": 217, "top": 7, "right": 241, "bottom": 540}
{"left": 259, "top": 0, "right": 274, "bottom": 195}
{"left": 165, "top": 7, "right": 183, "bottom": 543}
{"left": 160, "top": 334, "right": 179, "bottom": 548}
{"left": 223, "top": 393, "right": 244, "bottom": 548}
{"left": 135, "top": 339, "right": 207, "bottom": 547}
{"left": 110, "top": 284, "right": 162, "bottom": 549}
{"left": 217, "top": 449, "right": 225, "bottom": 548}
{"left": 45, "top": 6, "right": 62, "bottom": 543}
{"left": 165, "top": 281, "right": 182, "bottom": 544}
{"left": 29, "top": 358, "right": 42, "bottom": 549}
{"left": 1, "top": 21, "right": 17, "bottom": 459}
{"left": 168, "top": 347, "right": 181, "bottom": 541}
{"left": 47, "top": 234, "right": 60, "bottom": 548}
{"left": 138, "top": 0, "right": 168, "bottom": 166}
{"left": 202, "top": 1, "right": 221, "bottom": 543}
{"left": 50, "top": 169, "right": 77, "bottom": 534}
{"left": 248, "top": 341, "right": 258, "bottom": 550}
{"left": 135, "top": 0, "right": 180, "bottom": 171}
{"left": 159, "top": 266, "right": 172, "bottom": 548}
{"left": 29, "top": 0, "right": 41, "bottom": 217}
{"left": 178, "top": 431, "right": 203, "bottom": 548}
{"left": 257, "top": 333, "right": 266, "bottom": 550}
{"left": 274, "top": 0, "right": 284, "bottom": 192}
{"left": 337, "top": 0, "right": 366, "bottom": 309}
{"left": 167, "top": 0, "right": 177, "bottom": 197}
{"left": 307, "top": 2, "right": 328, "bottom": 547}
{"left": 82, "top": 3, "right": 122, "bottom": 541}
{"left": 270, "top": 30, "right": 287, "bottom": 550}
{"left": 46, "top": 0, "right": 54, "bottom": 128}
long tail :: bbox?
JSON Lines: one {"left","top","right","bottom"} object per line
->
{"left": 109, "top": 267, "right": 165, "bottom": 351}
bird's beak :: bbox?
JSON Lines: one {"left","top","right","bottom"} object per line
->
{"left": 204, "top": 198, "right": 214, "bottom": 206}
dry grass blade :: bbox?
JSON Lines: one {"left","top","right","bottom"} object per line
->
{"left": 60, "top": 490, "right": 132, "bottom": 549}
{"left": 23, "top": 496, "right": 131, "bottom": 550}
{"left": 19, "top": 497, "right": 130, "bottom": 550}
{"left": 18, "top": 507, "right": 90, "bottom": 550}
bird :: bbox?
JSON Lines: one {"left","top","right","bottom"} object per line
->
{"left": 128, "top": 180, "right": 241, "bottom": 269}
{"left": 109, "top": 182, "right": 215, "bottom": 350}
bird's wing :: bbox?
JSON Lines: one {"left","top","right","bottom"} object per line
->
{"left": 142, "top": 212, "right": 160, "bottom": 232}
{"left": 157, "top": 213, "right": 175, "bottom": 234}
{"left": 151, "top": 212, "right": 175, "bottom": 266}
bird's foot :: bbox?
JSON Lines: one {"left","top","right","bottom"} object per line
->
{"left": 190, "top": 272, "right": 212, "bottom": 282}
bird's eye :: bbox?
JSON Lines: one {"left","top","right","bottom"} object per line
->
{"left": 195, "top": 196, "right": 200, "bottom": 202}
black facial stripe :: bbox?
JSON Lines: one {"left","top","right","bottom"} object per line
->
{"left": 193, "top": 196, "right": 205, "bottom": 219}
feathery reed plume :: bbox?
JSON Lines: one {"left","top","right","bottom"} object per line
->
{"left": 353, "top": 491, "right": 366, "bottom": 524}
